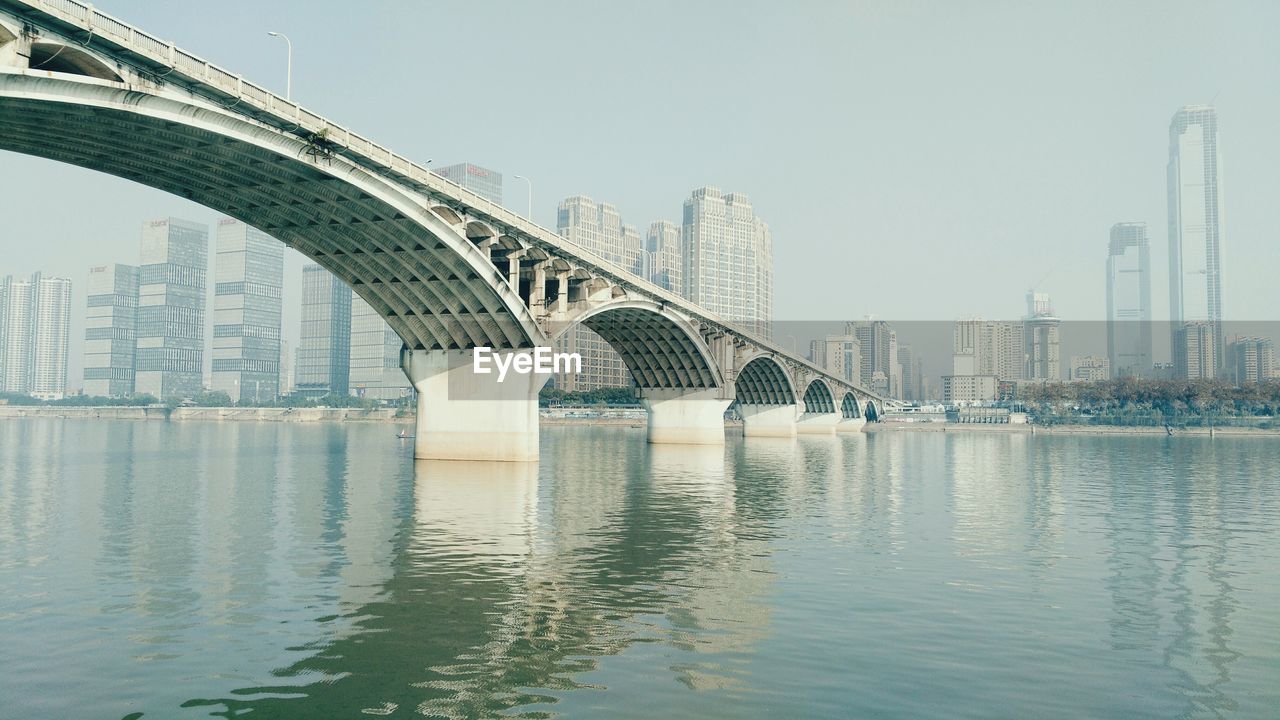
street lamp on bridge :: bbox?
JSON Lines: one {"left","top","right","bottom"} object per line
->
{"left": 266, "top": 31, "right": 292, "bottom": 100}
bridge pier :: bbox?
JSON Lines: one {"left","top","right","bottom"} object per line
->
{"left": 640, "top": 388, "right": 732, "bottom": 445}
{"left": 740, "top": 403, "right": 799, "bottom": 437}
{"left": 836, "top": 417, "right": 867, "bottom": 433}
{"left": 796, "top": 412, "right": 840, "bottom": 434}
{"left": 402, "top": 348, "right": 547, "bottom": 462}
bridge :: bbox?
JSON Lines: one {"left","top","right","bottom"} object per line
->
{"left": 0, "top": 0, "right": 885, "bottom": 461}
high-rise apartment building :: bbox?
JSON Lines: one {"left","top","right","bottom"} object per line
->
{"left": 952, "top": 318, "right": 1024, "bottom": 382}
{"left": 809, "top": 334, "right": 860, "bottom": 384}
{"left": 83, "top": 264, "right": 139, "bottom": 397}
{"left": 296, "top": 263, "right": 352, "bottom": 398}
{"left": 433, "top": 163, "right": 503, "bottom": 204}
{"left": 349, "top": 294, "right": 411, "bottom": 401}
{"left": 1225, "top": 337, "right": 1275, "bottom": 384}
{"left": 135, "top": 217, "right": 208, "bottom": 399}
{"left": 1173, "top": 321, "right": 1216, "bottom": 380}
{"left": 1, "top": 273, "right": 72, "bottom": 399}
{"left": 1106, "top": 222, "right": 1153, "bottom": 378}
{"left": 1168, "top": 106, "right": 1224, "bottom": 374}
{"left": 846, "top": 320, "right": 898, "bottom": 394}
{"left": 210, "top": 218, "right": 283, "bottom": 403}
{"left": 645, "top": 221, "right": 683, "bottom": 294}
{"left": 551, "top": 195, "right": 643, "bottom": 391}
{"left": 682, "top": 187, "right": 773, "bottom": 337}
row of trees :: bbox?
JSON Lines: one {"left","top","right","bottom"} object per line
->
{"left": 539, "top": 386, "right": 639, "bottom": 407}
{"left": 1016, "top": 379, "right": 1280, "bottom": 423}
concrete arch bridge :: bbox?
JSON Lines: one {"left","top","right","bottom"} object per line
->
{"left": 0, "top": 0, "right": 884, "bottom": 460}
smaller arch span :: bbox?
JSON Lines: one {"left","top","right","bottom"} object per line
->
{"left": 841, "top": 392, "right": 861, "bottom": 419}
{"left": 802, "top": 378, "right": 836, "bottom": 414}
{"left": 735, "top": 355, "right": 795, "bottom": 406}
{"left": 555, "top": 302, "right": 722, "bottom": 390}
{"left": 28, "top": 42, "right": 122, "bottom": 81}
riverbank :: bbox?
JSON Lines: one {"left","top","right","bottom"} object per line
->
{"left": 866, "top": 422, "right": 1280, "bottom": 437}
{"left": 0, "top": 406, "right": 411, "bottom": 424}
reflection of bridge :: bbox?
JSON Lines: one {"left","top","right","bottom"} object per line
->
{"left": 0, "top": 0, "right": 884, "bottom": 460}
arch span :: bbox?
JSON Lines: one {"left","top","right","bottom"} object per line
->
{"left": 840, "top": 392, "right": 861, "bottom": 419}
{"left": 552, "top": 301, "right": 723, "bottom": 390}
{"left": 0, "top": 73, "right": 541, "bottom": 352}
{"left": 28, "top": 42, "right": 122, "bottom": 81}
{"left": 735, "top": 355, "right": 795, "bottom": 406}
{"left": 802, "top": 378, "right": 836, "bottom": 414}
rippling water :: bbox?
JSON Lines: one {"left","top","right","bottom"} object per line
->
{"left": 1, "top": 419, "right": 1278, "bottom": 718}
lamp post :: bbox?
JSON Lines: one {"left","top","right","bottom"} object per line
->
{"left": 513, "top": 174, "right": 532, "bottom": 218}
{"left": 266, "top": 31, "right": 292, "bottom": 100}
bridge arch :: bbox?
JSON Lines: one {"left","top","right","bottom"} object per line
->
{"left": 0, "top": 73, "right": 544, "bottom": 352}
{"left": 735, "top": 355, "right": 796, "bottom": 406}
{"left": 840, "top": 392, "right": 861, "bottom": 419}
{"left": 863, "top": 399, "right": 880, "bottom": 421}
{"left": 801, "top": 378, "right": 837, "bottom": 414}
{"left": 28, "top": 42, "right": 122, "bottom": 81}
{"left": 551, "top": 301, "right": 722, "bottom": 390}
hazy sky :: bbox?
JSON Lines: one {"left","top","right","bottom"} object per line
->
{"left": 3, "top": 0, "right": 1279, "bottom": 383}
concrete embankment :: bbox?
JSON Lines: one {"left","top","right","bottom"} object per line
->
{"left": 866, "top": 422, "right": 1280, "bottom": 437}
{"left": 0, "top": 406, "right": 411, "bottom": 423}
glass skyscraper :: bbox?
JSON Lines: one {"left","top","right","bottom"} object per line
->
{"left": 433, "top": 163, "right": 503, "bottom": 204}
{"left": 681, "top": 187, "right": 773, "bottom": 338}
{"left": 296, "top": 263, "right": 351, "bottom": 398}
{"left": 83, "top": 263, "right": 139, "bottom": 397}
{"left": 135, "top": 217, "right": 208, "bottom": 400}
{"left": 349, "top": 294, "right": 411, "bottom": 401}
{"left": 1106, "top": 222, "right": 1152, "bottom": 378}
{"left": 211, "top": 218, "right": 283, "bottom": 403}
{"left": 1167, "top": 105, "right": 1224, "bottom": 376}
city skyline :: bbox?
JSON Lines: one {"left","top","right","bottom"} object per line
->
{"left": 4, "top": 1, "right": 1279, "bottom": 339}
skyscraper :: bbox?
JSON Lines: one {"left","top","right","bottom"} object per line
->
{"left": 898, "top": 345, "right": 923, "bottom": 402}
{"left": 682, "top": 187, "right": 773, "bottom": 337}
{"left": 551, "top": 195, "right": 642, "bottom": 391}
{"left": 1024, "top": 291, "right": 1061, "bottom": 381}
{"left": 433, "top": 163, "right": 503, "bottom": 204}
{"left": 1168, "top": 105, "right": 1224, "bottom": 374}
{"left": 211, "top": 218, "right": 283, "bottom": 404}
{"left": 1, "top": 273, "right": 72, "bottom": 398}
{"left": 349, "top": 294, "right": 411, "bottom": 401}
{"left": 83, "top": 264, "right": 139, "bottom": 397}
{"left": 1174, "top": 321, "right": 1216, "bottom": 380}
{"left": 296, "top": 263, "right": 352, "bottom": 398}
{"left": 846, "top": 320, "right": 896, "bottom": 394}
{"left": 645, "top": 221, "right": 683, "bottom": 294}
{"left": 1106, "top": 222, "right": 1153, "bottom": 378}
{"left": 1225, "top": 337, "right": 1276, "bottom": 384}
{"left": 135, "top": 217, "right": 208, "bottom": 400}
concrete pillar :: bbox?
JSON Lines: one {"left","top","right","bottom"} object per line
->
{"left": 529, "top": 262, "right": 546, "bottom": 310}
{"left": 506, "top": 250, "right": 525, "bottom": 291}
{"left": 554, "top": 270, "right": 570, "bottom": 314}
{"left": 402, "top": 348, "right": 548, "bottom": 462}
{"left": 796, "top": 412, "right": 840, "bottom": 435}
{"left": 641, "top": 388, "right": 732, "bottom": 445}
{"left": 836, "top": 417, "right": 867, "bottom": 433}
{"left": 740, "top": 403, "right": 799, "bottom": 437}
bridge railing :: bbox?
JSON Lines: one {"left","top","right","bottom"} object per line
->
{"left": 12, "top": 0, "right": 884, "bottom": 403}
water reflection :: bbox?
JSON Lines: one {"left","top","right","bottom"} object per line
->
{"left": 0, "top": 422, "right": 1278, "bottom": 718}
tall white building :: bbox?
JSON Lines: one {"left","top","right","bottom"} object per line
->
{"left": 645, "top": 221, "right": 683, "bottom": 294}
{"left": 1024, "top": 291, "right": 1061, "bottom": 381}
{"left": 136, "top": 217, "right": 208, "bottom": 400}
{"left": 1168, "top": 105, "right": 1224, "bottom": 374}
{"left": 1, "top": 273, "right": 72, "bottom": 399}
{"left": 211, "top": 218, "right": 283, "bottom": 404}
{"left": 1106, "top": 222, "right": 1153, "bottom": 378}
{"left": 350, "top": 294, "right": 411, "bottom": 401}
{"left": 296, "top": 263, "right": 351, "bottom": 398}
{"left": 83, "top": 264, "right": 139, "bottom": 397}
{"left": 809, "top": 334, "right": 860, "bottom": 384}
{"left": 552, "top": 195, "right": 643, "bottom": 391}
{"left": 682, "top": 187, "right": 773, "bottom": 337}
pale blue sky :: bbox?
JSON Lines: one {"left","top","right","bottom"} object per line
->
{"left": 3, "top": 0, "right": 1279, "bottom": 380}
